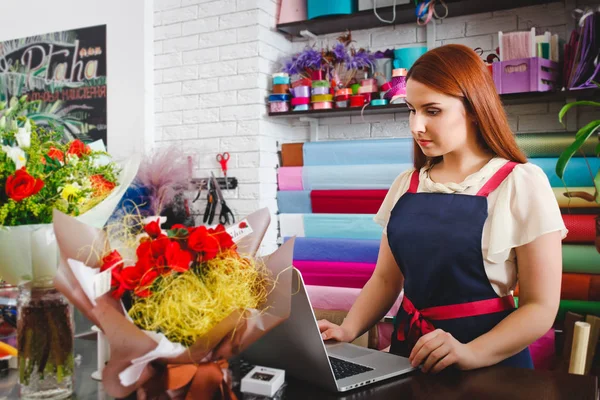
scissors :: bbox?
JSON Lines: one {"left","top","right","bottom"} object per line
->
{"left": 203, "top": 177, "right": 217, "bottom": 225}
{"left": 216, "top": 152, "right": 230, "bottom": 190}
{"left": 210, "top": 172, "right": 235, "bottom": 225}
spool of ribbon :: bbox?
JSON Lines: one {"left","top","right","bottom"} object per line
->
{"left": 291, "top": 97, "right": 310, "bottom": 106}
{"left": 385, "top": 75, "right": 407, "bottom": 101}
{"left": 371, "top": 99, "right": 389, "bottom": 106}
{"left": 351, "top": 83, "right": 361, "bottom": 95}
{"left": 291, "top": 86, "right": 311, "bottom": 98}
{"left": 335, "top": 88, "right": 353, "bottom": 97}
{"left": 334, "top": 94, "right": 351, "bottom": 101}
{"left": 311, "top": 70, "right": 324, "bottom": 81}
{"left": 313, "top": 102, "right": 333, "bottom": 110}
{"left": 363, "top": 93, "right": 373, "bottom": 103}
{"left": 311, "top": 94, "right": 333, "bottom": 103}
{"left": 272, "top": 72, "right": 289, "bottom": 78}
{"left": 269, "top": 94, "right": 291, "bottom": 102}
{"left": 392, "top": 68, "right": 408, "bottom": 77}
{"left": 272, "top": 76, "right": 290, "bottom": 85}
{"left": 350, "top": 95, "right": 366, "bottom": 107}
{"left": 361, "top": 78, "right": 377, "bottom": 86}
{"left": 312, "top": 80, "right": 330, "bottom": 88}
{"left": 336, "top": 100, "right": 349, "bottom": 108}
{"left": 294, "top": 104, "right": 310, "bottom": 111}
{"left": 272, "top": 84, "right": 290, "bottom": 94}
{"left": 311, "top": 86, "right": 330, "bottom": 95}
{"left": 270, "top": 102, "right": 289, "bottom": 113}
{"left": 358, "top": 85, "right": 378, "bottom": 94}
{"left": 292, "top": 78, "right": 312, "bottom": 88}
{"left": 380, "top": 81, "right": 393, "bottom": 92}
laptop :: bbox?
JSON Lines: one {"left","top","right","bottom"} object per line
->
{"left": 242, "top": 268, "right": 415, "bottom": 392}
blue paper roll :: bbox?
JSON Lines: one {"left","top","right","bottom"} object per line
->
{"left": 528, "top": 157, "right": 600, "bottom": 187}
{"left": 303, "top": 164, "right": 410, "bottom": 190}
{"left": 304, "top": 214, "right": 383, "bottom": 240}
{"left": 277, "top": 191, "right": 312, "bottom": 213}
{"left": 285, "top": 237, "right": 380, "bottom": 263}
{"left": 303, "top": 138, "right": 414, "bottom": 166}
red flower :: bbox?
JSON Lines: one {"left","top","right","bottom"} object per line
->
{"left": 165, "top": 242, "right": 192, "bottom": 273}
{"left": 41, "top": 147, "right": 64, "bottom": 164}
{"left": 151, "top": 236, "right": 170, "bottom": 258}
{"left": 171, "top": 224, "right": 187, "bottom": 230}
{"left": 144, "top": 219, "right": 162, "bottom": 238}
{"left": 208, "top": 224, "right": 236, "bottom": 251}
{"left": 90, "top": 175, "right": 115, "bottom": 196}
{"left": 5, "top": 168, "right": 44, "bottom": 202}
{"left": 100, "top": 250, "right": 124, "bottom": 286}
{"left": 67, "top": 139, "right": 91, "bottom": 158}
{"left": 188, "top": 226, "right": 220, "bottom": 261}
{"left": 239, "top": 222, "right": 248, "bottom": 229}
{"left": 121, "top": 264, "right": 148, "bottom": 291}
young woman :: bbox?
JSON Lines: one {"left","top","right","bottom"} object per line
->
{"left": 318, "top": 44, "right": 565, "bottom": 373}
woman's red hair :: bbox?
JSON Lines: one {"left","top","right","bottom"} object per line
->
{"left": 406, "top": 44, "right": 527, "bottom": 170}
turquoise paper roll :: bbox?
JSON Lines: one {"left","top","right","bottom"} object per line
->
{"left": 529, "top": 157, "right": 600, "bottom": 187}
{"left": 304, "top": 138, "right": 414, "bottom": 166}
{"left": 277, "top": 191, "right": 312, "bottom": 214}
{"left": 302, "top": 164, "right": 410, "bottom": 190}
{"left": 304, "top": 214, "right": 383, "bottom": 240}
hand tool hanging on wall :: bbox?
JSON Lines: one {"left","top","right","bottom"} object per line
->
{"left": 216, "top": 152, "right": 231, "bottom": 191}
{"left": 202, "top": 177, "right": 217, "bottom": 225}
{"left": 210, "top": 172, "right": 235, "bottom": 225}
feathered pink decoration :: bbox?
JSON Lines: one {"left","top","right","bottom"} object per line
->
{"left": 134, "top": 146, "right": 191, "bottom": 216}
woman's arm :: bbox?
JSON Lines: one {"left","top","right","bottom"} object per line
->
{"left": 410, "top": 230, "right": 562, "bottom": 372}
{"left": 467, "top": 230, "right": 562, "bottom": 367}
{"left": 319, "top": 234, "right": 405, "bottom": 342}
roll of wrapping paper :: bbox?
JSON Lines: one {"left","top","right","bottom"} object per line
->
{"left": 311, "top": 86, "right": 330, "bottom": 95}
{"left": 529, "top": 157, "right": 600, "bottom": 187}
{"left": 291, "top": 97, "right": 310, "bottom": 106}
{"left": 516, "top": 133, "right": 599, "bottom": 157}
{"left": 277, "top": 190, "right": 312, "bottom": 213}
{"left": 514, "top": 273, "right": 600, "bottom": 301}
{"left": 281, "top": 143, "right": 303, "bottom": 167}
{"left": 311, "top": 94, "right": 333, "bottom": 103}
{"left": 293, "top": 260, "right": 375, "bottom": 289}
{"left": 272, "top": 84, "right": 290, "bottom": 94}
{"left": 303, "top": 163, "right": 411, "bottom": 190}
{"left": 311, "top": 80, "right": 329, "bottom": 88}
{"left": 291, "top": 86, "right": 311, "bottom": 98}
{"left": 563, "top": 214, "right": 597, "bottom": 243}
{"left": 562, "top": 244, "right": 600, "bottom": 274}
{"left": 569, "top": 322, "right": 590, "bottom": 375}
{"left": 554, "top": 187, "right": 597, "bottom": 208}
{"left": 292, "top": 78, "right": 312, "bottom": 88}
{"left": 514, "top": 297, "right": 600, "bottom": 321}
{"left": 285, "top": 236, "right": 380, "bottom": 263}
{"left": 277, "top": 167, "right": 303, "bottom": 190}
{"left": 311, "top": 190, "right": 387, "bottom": 214}
{"left": 279, "top": 213, "right": 383, "bottom": 240}
{"left": 313, "top": 102, "right": 332, "bottom": 110}
{"left": 303, "top": 138, "right": 414, "bottom": 166}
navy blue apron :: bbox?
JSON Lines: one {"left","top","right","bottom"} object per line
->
{"left": 387, "top": 161, "right": 533, "bottom": 368}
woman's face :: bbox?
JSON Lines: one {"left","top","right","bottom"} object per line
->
{"left": 405, "top": 79, "right": 476, "bottom": 158}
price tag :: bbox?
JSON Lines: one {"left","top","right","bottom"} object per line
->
{"left": 93, "top": 269, "right": 112, "bottom": 299}
{"left": 226, "top": 220, "right": 253, "bottom": 243}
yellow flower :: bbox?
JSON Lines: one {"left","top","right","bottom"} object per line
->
{"left": 60, "top": 184, "right": 80, "bottom": 202}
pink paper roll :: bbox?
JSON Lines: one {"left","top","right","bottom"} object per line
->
{"left": 305, "top": 284, "right": 403, "bottom": 350}
{"left": 293, "top": 260, "right": 375, "bottom": 288}
{"left": 277, "top": 167, "right": 303, "bottom": 191}
{"left": 529, "top": 328, "right": 555, "bottom": 370}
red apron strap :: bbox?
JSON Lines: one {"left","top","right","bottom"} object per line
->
{"left": 407, "top": 170, "right": 420, "bottom": 193}
{"left": 476, "top": 161, "right": 518, "bottom": 197}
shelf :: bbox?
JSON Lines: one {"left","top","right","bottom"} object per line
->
{"left": 276, "top": 0, "right": 561, "bottom": 37}
{"left": 267, "top": 88, "right": 600, "bottom": 119}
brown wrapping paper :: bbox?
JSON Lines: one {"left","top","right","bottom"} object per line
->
{"left": 281, "top": 143, "right": 304, "bottom": 167}
{"left": 52, "top": 208, "right": 295, "bottom": 398}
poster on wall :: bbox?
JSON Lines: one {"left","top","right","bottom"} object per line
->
{"left": 0, "top": 24, "right": 107, "bottom": 145}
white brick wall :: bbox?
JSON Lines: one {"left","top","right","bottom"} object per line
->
{"left": 154, "top": 0, "right": 289, "bottom": 253}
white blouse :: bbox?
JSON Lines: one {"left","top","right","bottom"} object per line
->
{"left": 374, "top": 157, "right": 568, "bottom": 297}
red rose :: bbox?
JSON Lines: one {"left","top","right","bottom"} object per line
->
{"left": 165, "top": 242, "right": 192, "bottom": 273}
{"left": 67, "top": 139, "right": 91, "bottom": 158}
{"left": 208, "top": 224, "right": 236, "bottom": 251}
{"left": 121, "top": 264, "right": 148, "bottom": 291}
{"left": 5, "top": 168, "right": 44, "bottom": 202}
{"left": 144, "top": 219, "right": 162, "bottom": 238}
{"left": 90, "top": 175, "right": 115, "bottom": 196}
{"left": 100, "top": 250, "right": 124, "bottom": 286}
{"left": 188, "top": 226, "right": 220, "bottom": 261}
{"left": 40, "top": 147, "right": 64, "bottom": 164}
{"left": 135, "top": 270, "right": 160, "bottom": 298}
{"left": 151, "top": 236, "right": 170, "bottom": 258}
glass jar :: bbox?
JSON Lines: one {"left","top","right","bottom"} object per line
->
{"left": 17, "top": 279, "right": 74, "bottom": 399}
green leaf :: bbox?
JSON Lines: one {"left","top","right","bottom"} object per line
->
{"left": 594, "top": 170, "right": 600, "bottom": 203}
{"left": 556, "top": 120, "right": 600, "bottom": 179}
{"left": 596, "top": 141, "right": 600, "bottom": 156}
{"left": 558, "top": 101, "right": 600, "bottom": 125}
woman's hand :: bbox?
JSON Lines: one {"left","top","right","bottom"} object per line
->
{"left": 317, "top": 319, "right": 356, "bottom": 342}
{"left": 409, "top": 329, "right": 479, "bottom": 373}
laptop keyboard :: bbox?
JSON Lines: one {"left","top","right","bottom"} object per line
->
{"left": 328, "top": 356, "right": 373, "bottom": 380}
